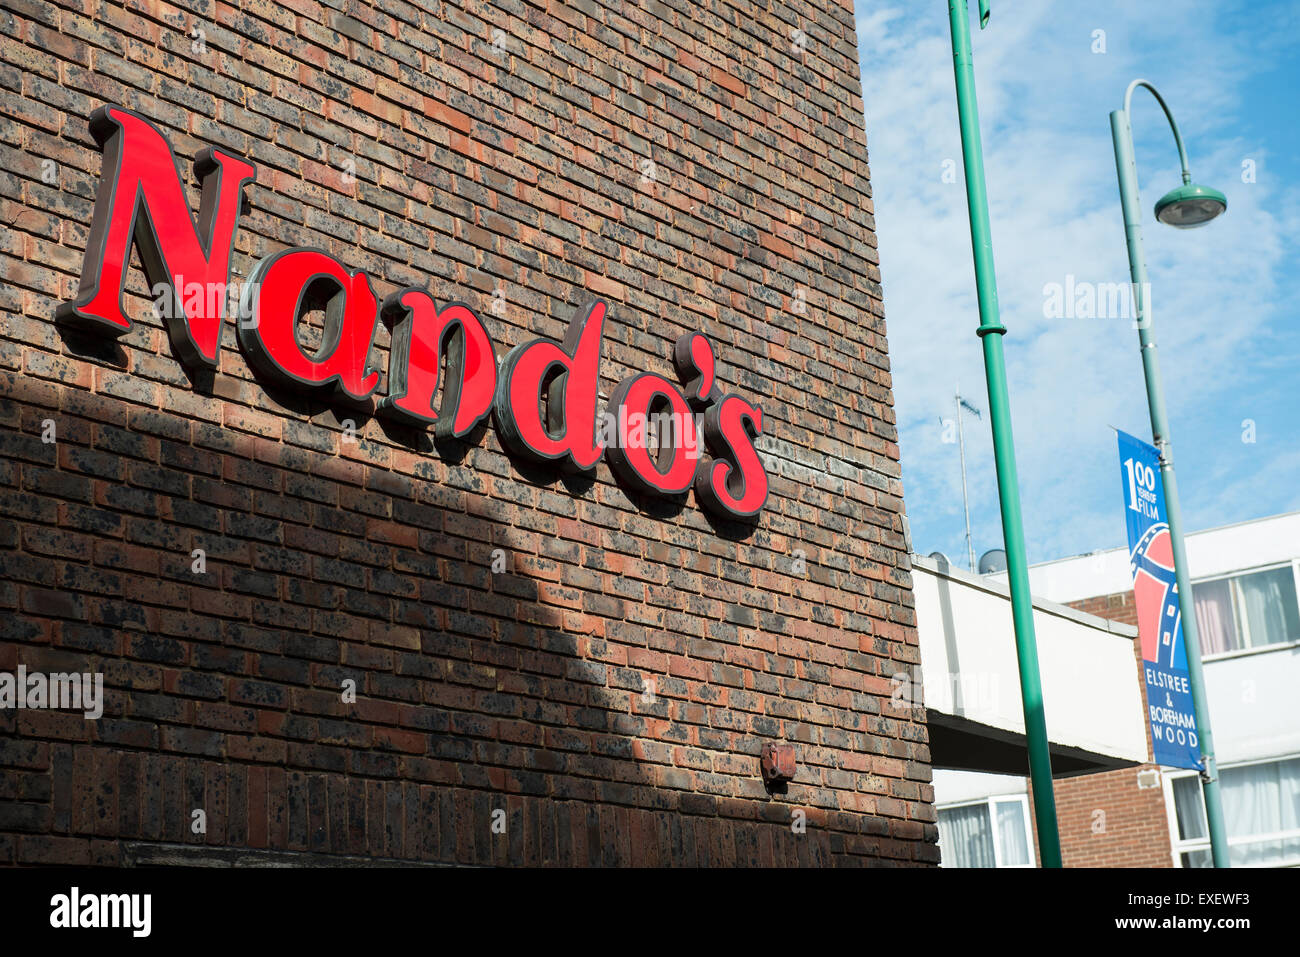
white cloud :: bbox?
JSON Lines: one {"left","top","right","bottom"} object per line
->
{"left": 855, "top": 1, "right": 1300, "bottom": 566}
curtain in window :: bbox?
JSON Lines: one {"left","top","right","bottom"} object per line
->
{"left": 1236, "top": 568, "right": 1300, "bottom": 648}
{"left": 995, "top": 800, "right": 1030, "bottom": 866}
{"left": 1173, "top": 775, "right": 1207, "bottom": 841}
{"left": 938, "top": 804, "right": 995, "bottom": 868}
{"left": 1193, "top": 578, "right": 1237, "bottom": 655}
{"left": 1221, "top": 758, "right": 1300, "bottom": 867}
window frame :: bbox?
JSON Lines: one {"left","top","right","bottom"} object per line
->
{"left": 1192, "top": 559, "right": 1300, "bottom": 662}
{"left": 936, "top": 793, "right": 1036, "bottom": 868}
{"left": 1162, "top": 753, "right": 1300, "bottom": 868}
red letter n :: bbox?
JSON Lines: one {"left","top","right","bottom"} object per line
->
{"left": 56, "top": 105, "right": 256, "bottom": 368}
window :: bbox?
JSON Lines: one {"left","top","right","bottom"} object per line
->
{"left": 1193, "top": 563, "right": 1300, "bottom": 656}
{"left": 937, "top": 795, "right": 1034, "bottom": 867}
{"left": 1168, "top": 756, "right": 1300, "bottom": 867}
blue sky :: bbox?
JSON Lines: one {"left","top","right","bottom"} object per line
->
{"left": 853, "top": 1, "right": 1300, "bottom": 566}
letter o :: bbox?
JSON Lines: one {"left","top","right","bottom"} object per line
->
{"left": 605, "top": 372, "right": 699, "bottom": 495}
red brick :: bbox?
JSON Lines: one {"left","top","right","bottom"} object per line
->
{"left": 1, "top": 0, "right": 925, "bottom": 867}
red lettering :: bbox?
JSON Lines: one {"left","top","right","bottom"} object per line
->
{"left": 696, "top": 395, "right": 769, "bottom": 520}
{"left": 673, "top": 332, "right": 720, "bottom": 407}
{"left": 58, "top": 106, "right": 775, "bottom": 521}
{"left": 493, "top": 300, "right": 606, "bottom": 471}
{"left": 237, "top": 248, "right": 380, "bottom": 402}
{"left": 606, "top": 373, "right": 700, "bottom": 496}
{"left": 379, "top": 289, "right": 497, "bottom": 438}
{"left": 56, "top": 105, "right": 255, "bottom": 367}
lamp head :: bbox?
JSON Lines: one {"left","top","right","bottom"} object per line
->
{"left": 1154, "top": 182, "right": 1227, "bottom": 229}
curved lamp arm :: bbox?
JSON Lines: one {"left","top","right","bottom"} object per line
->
{"left": 1123, "top": 79, "right": 1192, "bottom": 184}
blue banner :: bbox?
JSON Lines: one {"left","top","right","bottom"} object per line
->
{"left": 1117, "top": 430, "right": 1201, "bottom": 770}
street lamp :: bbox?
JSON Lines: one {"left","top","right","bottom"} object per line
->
{"left": 946, "top": 0, "right": 1063, "bottom": 867}
{"left": 1154, "top": 183, "right": 1228, "bottom": 228}
{"left": 1110, "top": 78, "right": 1229, "bottom": 868}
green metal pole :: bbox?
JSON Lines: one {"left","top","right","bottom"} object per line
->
{"left": 1110, "top": 81, "right": 1229, "bottom": 868}
{"left": 946, "top": 0, "right": 1062, "bottom": 867}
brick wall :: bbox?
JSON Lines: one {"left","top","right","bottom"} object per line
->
{"left": 1069, "top": 592, "right": 1138, "bottom": 628}
{"left": 1052, "top": 590, "right": 1172, "bottom": 868}
{"left": 0, "top": 0, "right": 936, "bottom": 865}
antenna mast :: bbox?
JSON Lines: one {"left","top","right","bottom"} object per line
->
{"left": 955, "top": 384, "right": 978, "bottom": 571}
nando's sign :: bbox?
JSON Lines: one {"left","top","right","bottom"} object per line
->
{"left": 56, "top": 106, "right": 769, "bottom": 521}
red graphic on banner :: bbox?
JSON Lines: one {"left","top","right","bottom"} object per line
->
{"left": 1132, "top": 526, "right": 1177, "bottom": 664}
{"left": 57, "top": 104, "right": 772, "bottom": 522}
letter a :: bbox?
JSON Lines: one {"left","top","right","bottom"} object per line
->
{"left": 237, "top": 248, "right": 380, "bottom": 402}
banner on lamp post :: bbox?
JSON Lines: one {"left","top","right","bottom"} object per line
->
{"left": 1117, "top": 430, "right": 1202, "bottom": 770}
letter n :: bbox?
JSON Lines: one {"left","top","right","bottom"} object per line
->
{"left": 56, "top": 105, "right": 256, "bottom": 367}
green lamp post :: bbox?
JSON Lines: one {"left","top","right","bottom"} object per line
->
{"left": 946, "top": 0, "right": 1063, "bottom": 867}
{"left": 1110, "top": 78, "right": 1230, "bottom": 868}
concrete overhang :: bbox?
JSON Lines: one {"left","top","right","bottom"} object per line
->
{"left": 910, "top": 554, "right": 1148, "bottom": 778}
